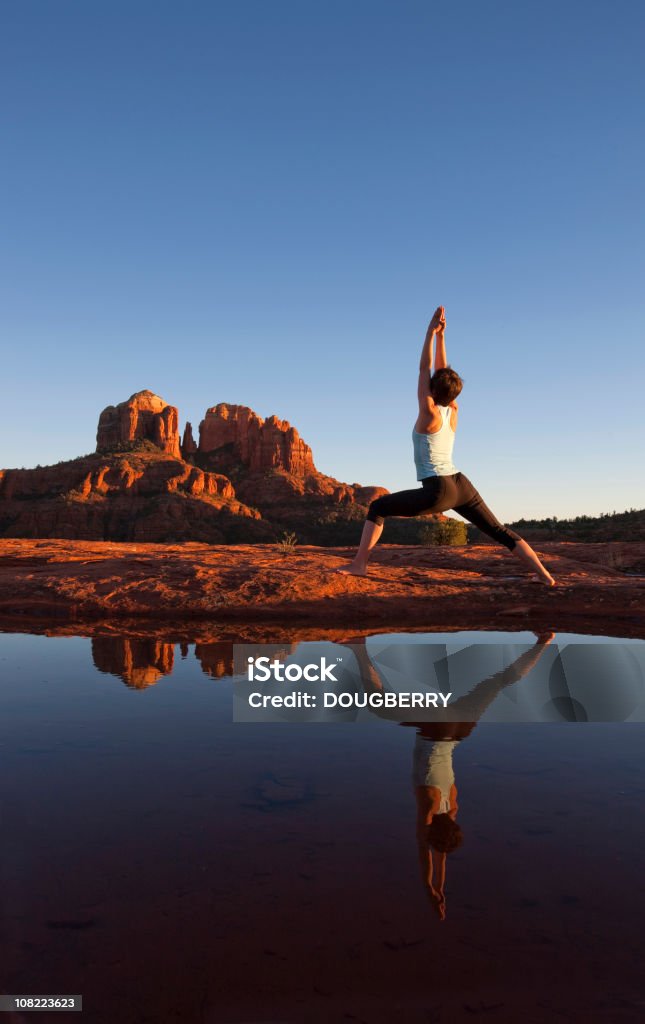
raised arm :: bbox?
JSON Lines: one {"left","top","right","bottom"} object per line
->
{"left": 417, "top": 306, "right": 445, "bottom": 422}
{"left": 419, "top": 306, "right": 445, "bottom": 373}
{"left": 434, "top": 312, "right": 448, "bottom": 371}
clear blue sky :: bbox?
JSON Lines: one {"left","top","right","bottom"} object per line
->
{"left": 2, "top": 0, "right": 643, "bottom": 521}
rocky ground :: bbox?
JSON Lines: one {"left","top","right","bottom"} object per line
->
{"left": 0, "top": 538, "right": 643, "bottom": 640}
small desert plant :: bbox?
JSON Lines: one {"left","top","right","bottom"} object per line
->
{"left": 420, "top": 519, "right": 468, "bottom": 547}
{"left": 604, "top": 548, "right": 626, "bottom": 571}
{"left": 276, "top": 530, "right": 298, "bottom": 556}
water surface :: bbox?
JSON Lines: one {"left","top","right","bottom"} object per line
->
{"left": 1, "top": 630, "right": 644, "bottom": 1023}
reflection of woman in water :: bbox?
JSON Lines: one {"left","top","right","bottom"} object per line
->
{"left": 338, "top": 306, "right": 555, "bottom": 585}
{"left": 351, "top": 633, "right": 554, "bottom": 919}
{"left": 412, "top": 723, "right": 464, "bottom": 921}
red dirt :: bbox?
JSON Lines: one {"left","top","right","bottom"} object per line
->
{"left": 0, "top": 538, "right": 643, "bottom": 639}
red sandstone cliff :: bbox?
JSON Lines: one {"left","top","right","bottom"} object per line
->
{"left": 0, "top": 392, "right": 424, "bottom": 544}
{"left": 182, "top": 422, "right": 198, "bottom": 456}
{"left": 0, "top": 457, "right": 235, "bottom": 503}
{"left": 97, "top": 390, "right": 181, "bottom": 458}
{"left": 188, "top": 403, "right": 389, "bottom": 536}
{"left": 198, "top": 404, "right": 315, "bottom": 476}
{"left": 0, "top": 448, "right": 267, "bottom": 543}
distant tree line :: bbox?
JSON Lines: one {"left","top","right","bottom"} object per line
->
{"left": 468, "top": 508, "right": 644, "bottom": 544}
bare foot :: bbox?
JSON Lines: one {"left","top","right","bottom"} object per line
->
{"left": 335, "top": 562, "right": 368, "bottom": 577}
{"left": 534, "top": 630, "right": 556, "bottom": 644}
{"left": 535, "top": 574, "right": 556, "bottom": 587}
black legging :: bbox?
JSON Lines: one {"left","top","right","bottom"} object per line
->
{"left": 366, "top": 472, "right": 520, "bottom": 551}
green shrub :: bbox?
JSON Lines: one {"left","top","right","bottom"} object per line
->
{"left": 96, "top": 439, "right": 161, "bottom": 455}
{"left": 276, "top": 530, "right": 298, "bottom": 556}
{"left": 419, "top": 519, "right": 468, "bottom": 546}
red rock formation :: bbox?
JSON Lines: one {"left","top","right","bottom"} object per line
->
{"left": 0, "top": 457, "right": 236, "bottom": 503}
{"left": 182, "top": 422, "right": 197, "bottom": 458}
{"left": 194, "top": 403, "right": 390, "bottom": 537}
{"left": 199, "top": 404, "right": 315, "bottom": 476}
{"left": 352, "top": 485, "right": 389, "bottom": 506}
{"left": 1, "top": 392, "right": 392, "bottom": 544}
{"left": 0, "top": 451, "right": 270, "bottom": 543}
{"left": 97, "top": 390, "right": 181, "bottom": 458}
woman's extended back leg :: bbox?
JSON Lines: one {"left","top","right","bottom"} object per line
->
{"left": 453, "top": 482, "right": 555, "bottom": 585}
{"left": 452, "top": 487, "right": 520, "bottom": 551}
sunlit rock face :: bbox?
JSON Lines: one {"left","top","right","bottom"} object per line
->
{"left": 193, "top": 403, "right": 389, "bottom": 533}
{"left": 198, "top": 403, "right": 316, "bottom": 476}
{"left": 97, "top": 390, "right": 181, "bottom": 458}
{"left": 0, "top": 391, "right": 391, "bottom": 544}
{"left": 181, "top": 421, "right": 198, "bottom": 458}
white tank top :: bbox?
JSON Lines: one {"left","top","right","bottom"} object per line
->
{"left": 412, "top": 406, "right": 457, "bottom": 479}
{"left": 412, "top": 737, "right": 458, "bottom": 814}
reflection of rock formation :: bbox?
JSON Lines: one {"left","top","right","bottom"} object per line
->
{"left": 92, "top": 638, "right": 299, "bottom": 686}
{"left": 92, "top": 638, "right": 175, "bottom": 688}
{"left": 195, "top": 642, "right": 299, "bottom": 680}
{"left": 97, "top": 390, "right": 181, "bottom": 458}
{"left": 194, "top": 642, "right": 235, "bottom": 679}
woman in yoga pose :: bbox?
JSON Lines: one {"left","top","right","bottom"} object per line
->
{"left": 338, "top": 306, "right": 555, "bottom": 585}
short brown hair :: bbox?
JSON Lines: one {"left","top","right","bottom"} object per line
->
{"left": 430, "top": 366, "right": 463, "bottom": 406}
{"left": 427, "top": 814, "right": 464, "bottom": 854}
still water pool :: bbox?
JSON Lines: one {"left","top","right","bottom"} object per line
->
{"left": 1, "top": 630, "right": 644, "bottom": 1023}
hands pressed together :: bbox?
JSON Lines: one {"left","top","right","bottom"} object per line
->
{"left": 429, "top": 305, "right": 446, "bottom": 334}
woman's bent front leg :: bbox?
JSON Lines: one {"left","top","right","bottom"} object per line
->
{"left": 336, "top": 482, "right": 443, "bottom": 576}
{"left": 335, "top": 519, "right": 384, "bottom": 576}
